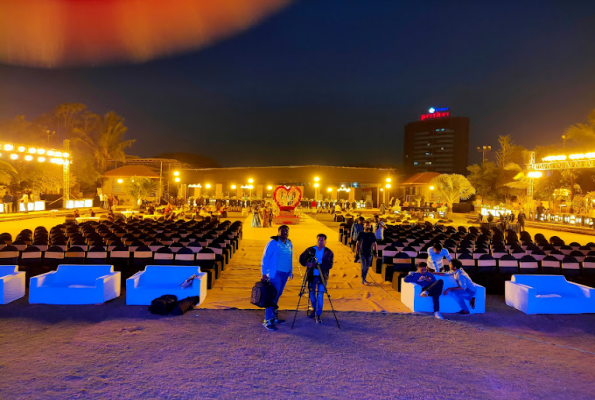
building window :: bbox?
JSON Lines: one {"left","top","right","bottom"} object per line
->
{"left": 426, "top": 161, "right": 432, "bottom": 165}
{"left": 414, "top": 162, "right": 418, "bottom": 165}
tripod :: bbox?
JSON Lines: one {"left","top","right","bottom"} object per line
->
{"left": 291, "top": 258, "right": 340, "bottom": 329}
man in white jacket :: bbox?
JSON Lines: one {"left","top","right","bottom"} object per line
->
{"left": 261, "top": 225, "right": 293, "bottom": 331}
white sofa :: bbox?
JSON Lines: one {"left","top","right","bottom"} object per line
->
{"left": 126, "top": 265, "right": 207, "bottom": 306}
{"left": 401, "top": 274, "right": 486, "bottom": 314}
{"left": 29, "top": 265, "right": 120, "bottom": 305}
{"left": 505, "top": 275, "right": 595, "bottom": 314}
{"left": 0, "top": 265, "right": 26, "bottom": 304}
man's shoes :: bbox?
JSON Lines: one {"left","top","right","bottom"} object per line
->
{"left": 262, "top": 320, "right": 277, "bottom": 331}
{"left": 470, "top": 297, "right": 476, "bottom": 310}
{"left": 362, "top": 279, "right": 368, "bottom": 285}
{"left": 308, "top": 311, "right": 316, "bottom": 319}
{"left": 315, "top": 315, "right": 322, "bottom": 324}
{"left": 434, "top": 312, "right": 444, "bottom": 320}
{"left": 456, "top": 310, "right": 470, "bottom": 315}
{"left": 274, "top": 313, "right": 286, "bottom": 325}
{"left": 420, "top": 291, "right": 428, "bottom": 298}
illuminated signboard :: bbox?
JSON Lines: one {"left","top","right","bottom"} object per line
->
{"left": 421, "top": 107, "right": 450, "bottom": 121}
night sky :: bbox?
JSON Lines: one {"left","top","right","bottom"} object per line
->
{"left": 1, "top": 1, "right": 594, "bottom": 168}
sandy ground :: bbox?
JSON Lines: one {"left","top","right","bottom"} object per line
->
{"left": 1, "top": 299, "right": 594, "bottom": 400}
{"left": 201, "top": 214, "right": 408, "bottom": 313}
{"left": 1, "top": 214, "right": 595, "bottom": 398}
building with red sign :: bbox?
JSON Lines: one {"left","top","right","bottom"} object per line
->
{"left": 403, "top": 109, "right": 469, "bottom": 176}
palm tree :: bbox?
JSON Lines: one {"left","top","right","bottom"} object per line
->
{"left": 71, "top": 111, "right": 135, "bottom": 172}
{"left": 564, "top": 109, "right": 595, "bottom": 147}
{"left": 429, "top": 174, "right": 476, "bottom": 215}
{"left": 127, "top": 178, "right": 158, "bottom": 208}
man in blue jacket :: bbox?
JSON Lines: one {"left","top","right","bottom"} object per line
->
{"left": 404, "top": 262, "right": 445, "bottom": 319}
{"left": 261, "top": 225, "right": 293, "bottom": 331}
{"left": 299, "top": 233, "right": 334, "bottom": 324}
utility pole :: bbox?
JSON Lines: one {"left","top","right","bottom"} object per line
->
{"left": 62, "top": 139, "right": 70, "bottom": 209}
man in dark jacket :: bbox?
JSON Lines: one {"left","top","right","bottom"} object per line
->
{"left": 299, "top": 233, "right": 334, "bottom": 324}
{"left": 404, "top": 262, "right": 444, "bottom": 320}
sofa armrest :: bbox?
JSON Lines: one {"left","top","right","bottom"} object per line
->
{"left": 2, "top": 272, "right": 23, "bottom": 283}
{"left": 126, "top": 271, "right": 143, "bottom": 290}
{"left": 569, "top": 282, "right": 595, "bottom": 298}
{"left": 96, "top": 272, "right": 119, "bottom": 286}
{"left": 30, "top": 271, "right": 56, "bottom": 287}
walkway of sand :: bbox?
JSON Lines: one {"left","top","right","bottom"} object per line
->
{"left": 199, "top": 214, "right": 410, "bottom": 312}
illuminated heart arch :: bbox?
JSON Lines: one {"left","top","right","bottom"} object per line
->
{"left": 273, "top": 186, "right": 302, "bottom": 211}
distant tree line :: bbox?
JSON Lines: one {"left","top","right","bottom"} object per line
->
{"left": 0, "top": 102, "right": 219, "bottom": 196}
{"left": 467, "top": 109, "right": 595, "bottom": 212}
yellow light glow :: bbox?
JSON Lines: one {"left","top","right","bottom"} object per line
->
{"left": 37, "top": 148, "right": 45, "bottom": 155}
{"left": 24, "top": 155, "right": 33, "bottom": 161}
{"left": 10, "top": 154, "right": 18, "bottom": 160}
{"left": 386, "top": 178, "right": 391, "bottom": 183}
{"left": 54, "top": 158, "right": 64, "bottom": 164}
{"left": 174, "top": 177, "right": 180, "bottom": 183}
{"left": 28, "top": 147, "right": 36, "bottom": 154}
{"left": 174, "top": 171, "right": 180, "bottom": 176}
{"left": 429, "top": 186, "right": 435, "bottom": 190}
{"left": 62, "top": 152, "right": 69, "bottom": 158}
{"left": 231, "top": 184, "right": 236, "bottom": 189}
{"left": 542, "top": 155, "right": 566, "bottom": 162}
{"left": 248, "top": 178, "right": 253, "bottom": 183}
{"left": 117, "top": 179, "right": 123, "bottom": 184}
{"left": 267, "top": 185, "right": 272, "bottom": 190}
{"left": 314, "top": 176, "right": 320, "bottom": 182}
{"left": 527, "top": 171, "right": 543, "bottom": 178}
{"left": 314, "top": 183, "right": 319, "bottom": 188}
{"left": 4, "top": 144, "right": 13, "bottom": 151}
{"left": 38, "top": 157, "right": 45, "bottom": 162}
{"left": 54, "top": 151, "right": 62, "bottom": 157}
{"left": 385, "top": 183, "right": 391, "bottom": 189}
{"left": 18, "top": 146, "right": 25, "bottom": 152}
{"left": 248, "top": 185, "right": 253, "bottom": 190}
{"left": 327, "top": 187, "right": 332, "bottom": 192}
{"left": 346, "top": 188, "right": 351, "bottom": 192}
{"left": 47, "top": 150, "right": 55, "bottom": 156}
{"left": 205, "top": 183, "right": 211, "bottom": 189}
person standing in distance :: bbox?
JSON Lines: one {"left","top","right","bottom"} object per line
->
{"left": 373, "top": 214, "right": 386, "bottom": 240}
{"left": 356, "top": 221, "right": 377, "bottom": 285}
{"left": 427, "top": 242, "right": 452, "bottom": 273}
{"left": 299, "top": 233, "right": 334, "bottom": 324}
{"left": 261, "top": 225, "right": 293, "bottom": 331}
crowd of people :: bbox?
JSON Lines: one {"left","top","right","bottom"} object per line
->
{"left": 2, "top": 190, "right": 37, "bottom": 214}
{"left": 251, "top": 204, "right": 275, "bottom": 228}
{"left": 259, "top": 219, "right": 479, "bottom": 331}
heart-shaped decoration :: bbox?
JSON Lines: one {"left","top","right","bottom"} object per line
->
{"left": 273, "top": 186, "right": 302, "bottom": 211}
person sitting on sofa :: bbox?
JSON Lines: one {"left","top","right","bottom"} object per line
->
{"left": 403, "top": 262, "right": 445, "bottom": 320}
{"left": 439, "top": 259, "right": 476, "bottom": 315}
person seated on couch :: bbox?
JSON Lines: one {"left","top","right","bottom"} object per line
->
{"left": 404, "top": 262, "right": 445, "bottom": 320}
{"left": 438, "top": 259, "right": 476, "bottom": 315}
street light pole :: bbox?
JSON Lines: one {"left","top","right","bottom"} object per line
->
{"left": 477, "top": 145, "right": 492, "bottom": 163}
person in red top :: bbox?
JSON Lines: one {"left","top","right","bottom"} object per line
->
{"left": 311, "top": 199, "right": 317, "bottom": 209}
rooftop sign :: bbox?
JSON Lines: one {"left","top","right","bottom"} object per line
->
{"left": 421, "top": 107, "right": 449, "bottom": 121}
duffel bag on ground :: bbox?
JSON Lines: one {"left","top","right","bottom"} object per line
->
{"left": 149, "top": 294, "right": 178, "bottom": 315}
{"left": 172, "top": 296, "right": 201, "bottom": 316}
{"left": 250, "top": 279, "right": 277, "bottom": 308}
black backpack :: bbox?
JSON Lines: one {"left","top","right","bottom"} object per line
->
{"left": 149, "top": 294, "right": 178, "bottom": 315}
{"left": 250, "top": 280, "right": 277, "bottom": 308}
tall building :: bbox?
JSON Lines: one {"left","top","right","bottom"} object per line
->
{"left": 403, "top": 108, "right": 469, "bottom": 176}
